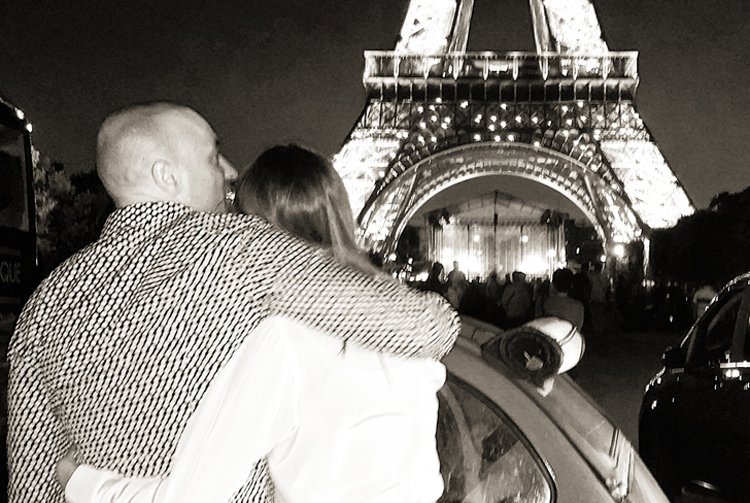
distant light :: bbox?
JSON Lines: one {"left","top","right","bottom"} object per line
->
{"left": 473, "top": 133, "right": 482, "bottom": 141}
{"left": 488, "top": 124, "right": 496, "bottom": 131}
{"left": 419, "top": 121, "right": 427, "bottom": 128}
{"left": 430, "top": 136, "right": 437, "bottom": 143}
{"left": 507, "top": 134, "right": 515, "bottom": 141}
{"left": 407, "top": 257, "right": 414, "bottom": 264}
{"left": 493, "top": 135, "right": 501, "bottom": 142}
{"left": 460, "top": 101, "right": 469, "bottom": 108}
{"left": 600, "top": 254, "right": 607, "bottom": 263}
{"left": 490, "top": 115, "right": 497, "bottom": 122}
{"left": 443, "top": 117, "right": 451, "bottom": 124}
{"left": 533, "top": 140, "right": 541, "bottom": 147}
{"left": 561, "top": 105, "right": 569, "bottom": 112}
{"left": 25, "top": 123, "right": 33, "bottom": 133}
{"left": 500, "top": 103, "right": 508, "bottom": 110}
{"left": 417, "top": 106, "right": 424, "bottom": 113}
{"left": 388, "top": 253, "right": 397, "bottom": 262}
{"left": 15, "top": 109, "right": 25, "bottom": 120}
{"left": 500, "top": 120, "right": 507, "bottom": 128}
{"left": 566, "top": 118, "right": 573, "bottom": 126}
{"left": 435, "top": 97, "right": 442, "bottom": 103}
{"left": 473, "top": 234, "right": 481, "bottom": 243}
{"left": 531, "top": 116, "right": 539, "bottom": 124}
{"left": 613, "top": 243, "right": 626, "bottom": 258}
{"left": 515, "top": 115, "right": 522, "bottom": 123}
{"left": 521, "top": 235, "right": 529, "bottom": 243}
{"left": 378, "top": 170, "right": 385, "bottom": 178}
{"left": 430, "top": 115, "right": 438, "bottom": 122}
{"left": 547, "top": 249, "right": 556, "bottom": 258}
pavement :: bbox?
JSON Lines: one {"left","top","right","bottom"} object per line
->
{"left": 573, "top": 323, "right": 686, "bottom": 448}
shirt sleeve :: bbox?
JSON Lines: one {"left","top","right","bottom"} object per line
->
{"left": 8, "top": 291, "right": 70, "bottom": 503}
{"left": 8, "top": 350, "right": 69, "bottom": 502}
{"left": 267, "top": 244, "right": 460, "bottom": 360}
{"left": 63, "top": 317, "right": 304, "bottom": 503}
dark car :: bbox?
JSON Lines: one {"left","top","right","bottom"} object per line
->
{"left": 639, "top": 272, "right": 750, "bottom": 502}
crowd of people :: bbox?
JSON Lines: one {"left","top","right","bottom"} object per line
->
{"left": 420, "top": 261, "right": 610, "bottom": 340}
{"left": 420, "top": 260, "right": 720, "bottom": 338}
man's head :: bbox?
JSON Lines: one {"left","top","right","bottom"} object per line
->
{"left": 453, "top": 261, "right": 459, "bottom": 271}
{"left": 96, "top": 102, "right": 238, "bottom": 212}
{"left": 552, "top": 268, "right": 574, "bottom": 294}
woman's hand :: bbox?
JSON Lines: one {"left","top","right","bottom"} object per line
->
{"left": 56, "top": 447, "right": 79, "bottom": 490}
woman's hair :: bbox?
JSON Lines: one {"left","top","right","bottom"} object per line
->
{"left": 235, "top": 144, "right": 379, "bottom": 276}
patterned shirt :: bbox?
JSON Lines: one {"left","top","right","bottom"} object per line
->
{"left": 8, "top": 202, "right": 459, "bottom": 503}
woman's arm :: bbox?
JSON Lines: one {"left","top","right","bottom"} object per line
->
{"left": 60, "top": 317, "right": 304, "bottom": 503}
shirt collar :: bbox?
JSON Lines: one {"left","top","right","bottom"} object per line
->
{"left": 100, "top": 201, "right": 195, "bottom": 238}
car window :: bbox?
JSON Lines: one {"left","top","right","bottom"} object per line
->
{"left": 437, "top": 376, "right": 552, "bottom": 503}
{"left": 690, "top": 290, "right": 743, "bottom": 367}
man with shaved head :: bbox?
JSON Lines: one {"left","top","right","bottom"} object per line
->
{"left": 8, "top": 102, "right": 459, "bottom": 502}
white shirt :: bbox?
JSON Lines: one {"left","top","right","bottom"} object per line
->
{"left": 65, "top": 316, "right": 446, "bottom": 503}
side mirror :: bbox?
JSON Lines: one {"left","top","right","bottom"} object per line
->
{"left": 662, "top": 346, "right": 685, "bottom": 369}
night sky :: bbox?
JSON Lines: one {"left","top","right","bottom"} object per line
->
{"left": 1, "top": 0, "right": 749, "bottom": 208}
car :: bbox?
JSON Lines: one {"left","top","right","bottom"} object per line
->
{"left": 440, "top": 316, "right": 667, "bottom": 502}
{"left": 639, "top": 272, "right": 750, "bottom": 502}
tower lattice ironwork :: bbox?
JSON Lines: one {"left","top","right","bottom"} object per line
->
{"left": 334, "top": 0, "right": 694, "bottom": 257}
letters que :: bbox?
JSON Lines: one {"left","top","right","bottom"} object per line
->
{"left": 0, "top": 259, "right": 22, "bottom": 285}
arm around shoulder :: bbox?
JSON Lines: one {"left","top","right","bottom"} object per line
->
{"left": 269, "top": 249, "right": 460, "bottom": 360}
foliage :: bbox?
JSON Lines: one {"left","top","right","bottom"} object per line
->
{"left": 33, "top": 154, "right": 113, "bottom": 277}
{"left": 650, "top": 186, "right": 750, "bottom": 285}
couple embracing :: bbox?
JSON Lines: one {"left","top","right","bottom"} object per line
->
{"left": 8, "top": 102, "right": 460, "bottom": 502}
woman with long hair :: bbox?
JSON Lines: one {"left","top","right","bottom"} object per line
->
{"left": 57, "top": 144, "right": 448, "bottom": 503}
{"left": 236, "top": 144, "right": 379, "bottom": 276}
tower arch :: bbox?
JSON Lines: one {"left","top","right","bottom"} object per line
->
{"left": 358, "top": 141, "right": 641, "bottom": 256}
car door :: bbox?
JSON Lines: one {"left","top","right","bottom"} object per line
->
{"left": 674, "top": 284, "right": 750, "bottom": 494}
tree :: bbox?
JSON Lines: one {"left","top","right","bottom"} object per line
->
{"left": 650, "top": 186, "right": 750, "bottom": 285}
{"left": 33, "top": 152, "right": 113, "bottom": 277}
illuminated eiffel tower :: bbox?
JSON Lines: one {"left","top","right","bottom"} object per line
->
{"left": 334, "top": 0, "right": 694, "bottom": 257}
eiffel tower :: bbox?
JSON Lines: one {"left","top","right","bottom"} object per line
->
{"left": 334, "top": 0, "right": 694, "bottom": 259}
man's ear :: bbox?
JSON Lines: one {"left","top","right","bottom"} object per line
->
{"left": 151, "top": 159, "right": 181, "bottom": 196}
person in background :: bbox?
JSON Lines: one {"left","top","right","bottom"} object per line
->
{"left": 423, "top": 262, "right": 445, "bottom": 294}
{"left": 587, "top": 262, "right": 609, "bottom": 339}
{"left": 445, "top": 261, "right": 468, "bottom": 309}
{"left": 692, "top": 283, "right": 718, "bottom": 320}
{"left": 8, "top": 103, "right": 459, "bottom": 503}
{"left": 540, "top": 268, "right": 584, "bottom": 331}
{"left": 570, "top": 262, "right": 592, "bottom": 333}
{"left": 501, "top": 271, "right": 533, "bottom": 329}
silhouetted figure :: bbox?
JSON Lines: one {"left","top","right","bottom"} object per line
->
{"left": 485, "top": 270, "right": 505, "bottom": 327}
{"left": 570, "top": 263, "right": 592, "bottom": 334}
{"left": 501, "top": 271, "right": 533, "bottom": 329}
{"left": 445, "top": 261, "right": 468, "bottom": 308}
{"left": 423, "top": 262, "right": 445, "bottom": 294}
{"left": 540, "top": 268, "right": 584, "bottom": 331}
